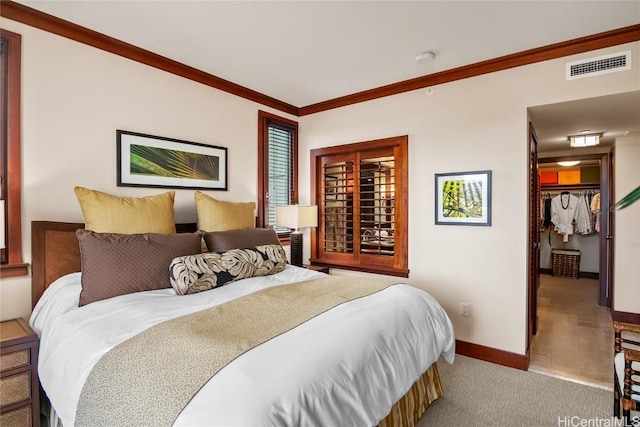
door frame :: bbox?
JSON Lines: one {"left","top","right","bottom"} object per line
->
{"left": 526, "top": 122, "right": 539, "bottom": 359}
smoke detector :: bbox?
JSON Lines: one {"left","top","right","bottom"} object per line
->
{"left": 416, "top": 50, "right": 436, "bottom": 65}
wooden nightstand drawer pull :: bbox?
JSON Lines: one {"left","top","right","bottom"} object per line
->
{"left": 0, "top": 372, "right": 31, "bottom": 406}
{"left": 0, "top": 405, "right": 32, "bottom": 427}
{"left": 0, "top": 349, "right": 30, "bottom": 372}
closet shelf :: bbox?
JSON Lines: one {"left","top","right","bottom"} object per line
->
{"left": 541, "top": 183, "right": 600, "bottom": 191}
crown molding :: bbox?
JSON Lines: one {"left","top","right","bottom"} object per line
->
{"left": 299, "top": 23, "right": 640, "bottom": 116}
{"left": 0, "top": 0, "right": 299, "bottom": 116}
{"left": 2, "top": 1, "right": 638, "bottom": 117}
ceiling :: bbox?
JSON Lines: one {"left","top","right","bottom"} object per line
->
{"left": 17, "top": 0, "right": 640, "bottom": 108}
{"left": 12, "top": 1, "right": 640, "bottom": 155}
{"left": 529, "top": 91, "right": 640, "bottom": 154}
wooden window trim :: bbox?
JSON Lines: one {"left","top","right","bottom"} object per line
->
{"left": 310, "top": 136, "right": 409, "bottom": 277}
{"left": 257, "top": 110, "right": 298, "bottom": 240}
{"left": 0, "top": 29, "right": 26, "bottom": 278}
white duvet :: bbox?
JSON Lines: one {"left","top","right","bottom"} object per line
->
{"left": 30, "top": 265, "right": 455, "bottom": 427}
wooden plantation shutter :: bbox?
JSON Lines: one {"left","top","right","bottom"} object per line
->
{"left": 311, "top": 136, "right": 408, "bottom": 277}
{"left": 322, "top": 156, "right": 354, "bottom": 255}
{"left": 359, "top": 153, "right": 395, "bottom": 257}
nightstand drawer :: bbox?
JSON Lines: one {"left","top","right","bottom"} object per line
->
{"left": 0, "top": 318, "right": 40, "bottom": 427}
{"left": 0, "top": 349, "right": 30, "bottom": 372}
{"left": 0, "top": 371, "right": 31, "bottom": 406}
{"left": 0, "top": 405, "right": 32, "bottom": 427}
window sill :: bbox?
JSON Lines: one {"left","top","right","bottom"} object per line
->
{"left": 309, "top": 259, "right": 408, "bottom": 278}
{"left": 0, "top": 263, "right": 29, "bottom": 278}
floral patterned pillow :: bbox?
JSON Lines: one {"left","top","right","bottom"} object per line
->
{"left": 169, "top": 244, "right": 287, "bottom": 295}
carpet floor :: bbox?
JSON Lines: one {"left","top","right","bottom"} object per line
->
{"left": 417, "top": 355, "right": 615, "bottom": 427}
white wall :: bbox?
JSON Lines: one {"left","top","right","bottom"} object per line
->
{"left": 540, "top": 232, "right": 599, "bottom": 273}
{"left": 614, "top": 134, "right": 640, "bottom": 314}
{"left": 0, "top": 19, "right": 295, "bottom": 321}
{"left": 299, "top": 42, "right": 640, "bottom": 355}
{"left": 1, "top": 16, "right": 638, "bottom": 355}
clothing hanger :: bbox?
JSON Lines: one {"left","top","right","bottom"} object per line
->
{"left": 559, "top": 190, "right": 571, "bottom": 209}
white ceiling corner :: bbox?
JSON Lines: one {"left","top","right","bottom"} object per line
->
{"left": 13, "top": 1, "right": 640, "bottom": 152}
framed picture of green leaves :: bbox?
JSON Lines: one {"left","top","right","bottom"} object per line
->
{"left": 435, "top": 170, "right": 492, "bottom": 226}
{"left": 117, "top": 130, "right": 228, "bottom": 190}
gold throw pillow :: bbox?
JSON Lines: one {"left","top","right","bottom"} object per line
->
{"left": 194, "top": 190, "right": 255, "bottom": 232}
{"left": 74, "top": 186, "right": 176, "bottom": 234}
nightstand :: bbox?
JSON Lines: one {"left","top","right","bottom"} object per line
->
{"left": 305, "top": 264, "right": 330, "bottom": 274}
{"left": 0, "top": 318, "right": 40, "bottom": 427}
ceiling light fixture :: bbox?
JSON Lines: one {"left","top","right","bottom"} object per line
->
{"left": 415, "top": 50, "right": 436, "bottom": 65}
{"left": 569, "top": 133, "right": 600, "bottom": 147}
{"left": 557, "top": 160, "right": 581, "bottom": 167}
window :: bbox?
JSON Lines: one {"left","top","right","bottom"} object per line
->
{"left": 257, "top": 111, "right": 298, "bottom": 235}
{"left": 0, "top": 29, "right": 27, "bottom": 277}
{"left": 310, "top": 136, "right": 409, "bottom": 277}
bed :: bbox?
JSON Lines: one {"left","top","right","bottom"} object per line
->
{"left": 30, "top": 220, "right": 455, "bottom": 427}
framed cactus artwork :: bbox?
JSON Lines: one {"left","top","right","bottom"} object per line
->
{"left": 435, "top": 170, "right": 492, "bottom": 226}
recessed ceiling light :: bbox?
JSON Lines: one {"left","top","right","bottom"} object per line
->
{"left": 416, "top": 50, "right": 436, "bottom": 65}
{"left": 557, "top": 160, "right": 581, "bottom": 167}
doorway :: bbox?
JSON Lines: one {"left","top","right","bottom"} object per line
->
{"left": 529, "top": 155, "right": 613, "bottom": 389}
{"left": 524, "top": 91, "right": 640, "bottom": 388}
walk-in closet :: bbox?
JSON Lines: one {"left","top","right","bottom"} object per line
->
{"left": 529, "top": 160, "right": 612, "bottom": 389}
{"left": 527, "top": 90, "right": 639, "bottom": 394}
{"left": 539, "top": 163, "right": 601, "bottom": 281}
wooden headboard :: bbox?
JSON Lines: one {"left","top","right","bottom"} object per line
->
{"left": 30, "top": 221, "right": 197, "bottom": 308}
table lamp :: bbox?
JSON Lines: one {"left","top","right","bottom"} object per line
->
{"left": 275, "top": 205, "right": 317, "bottom": 267}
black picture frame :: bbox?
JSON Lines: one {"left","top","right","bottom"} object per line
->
{"left": 117, "top": 130, "right": 228, "bottom": 191}
{"left": 435, "top": 170, "right": 492, "bottom": 226}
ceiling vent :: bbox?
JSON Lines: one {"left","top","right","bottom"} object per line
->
{"left": 566, "top": 50, "right": 631, "bottom": 80}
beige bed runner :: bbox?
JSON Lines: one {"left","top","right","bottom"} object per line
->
{"left": 75, "top": 275, "right": 396, "bottom": 426}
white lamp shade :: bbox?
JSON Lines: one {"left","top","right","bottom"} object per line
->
{"left": 275, "top": 205, "right": 317, "bottom": 230}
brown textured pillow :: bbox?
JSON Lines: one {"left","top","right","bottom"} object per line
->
{"left": 77, "top": 229, "right": 202, "bottom": 306}
{"left": 203, "top": 228, "right": 280, "bottom": 252}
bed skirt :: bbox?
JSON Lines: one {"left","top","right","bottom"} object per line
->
{"left": 378, "top": 362, "right": 443, "bottom": 427}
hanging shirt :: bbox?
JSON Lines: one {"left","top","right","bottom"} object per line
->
{"left": 590, "top": 193, "right": 601, "bottom": 233}
{"left": 543, "top": 197, "right": 552, "bottom": 228}
{"left": 574, "top": 193, "right": 592, "bottom": 235}
{"left": 550, "top": 192, "right": 579, "bottom": 242}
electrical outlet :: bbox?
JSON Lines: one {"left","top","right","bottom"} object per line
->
{"left": 460, "top": 303, "right": 470, "bottom": 317}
